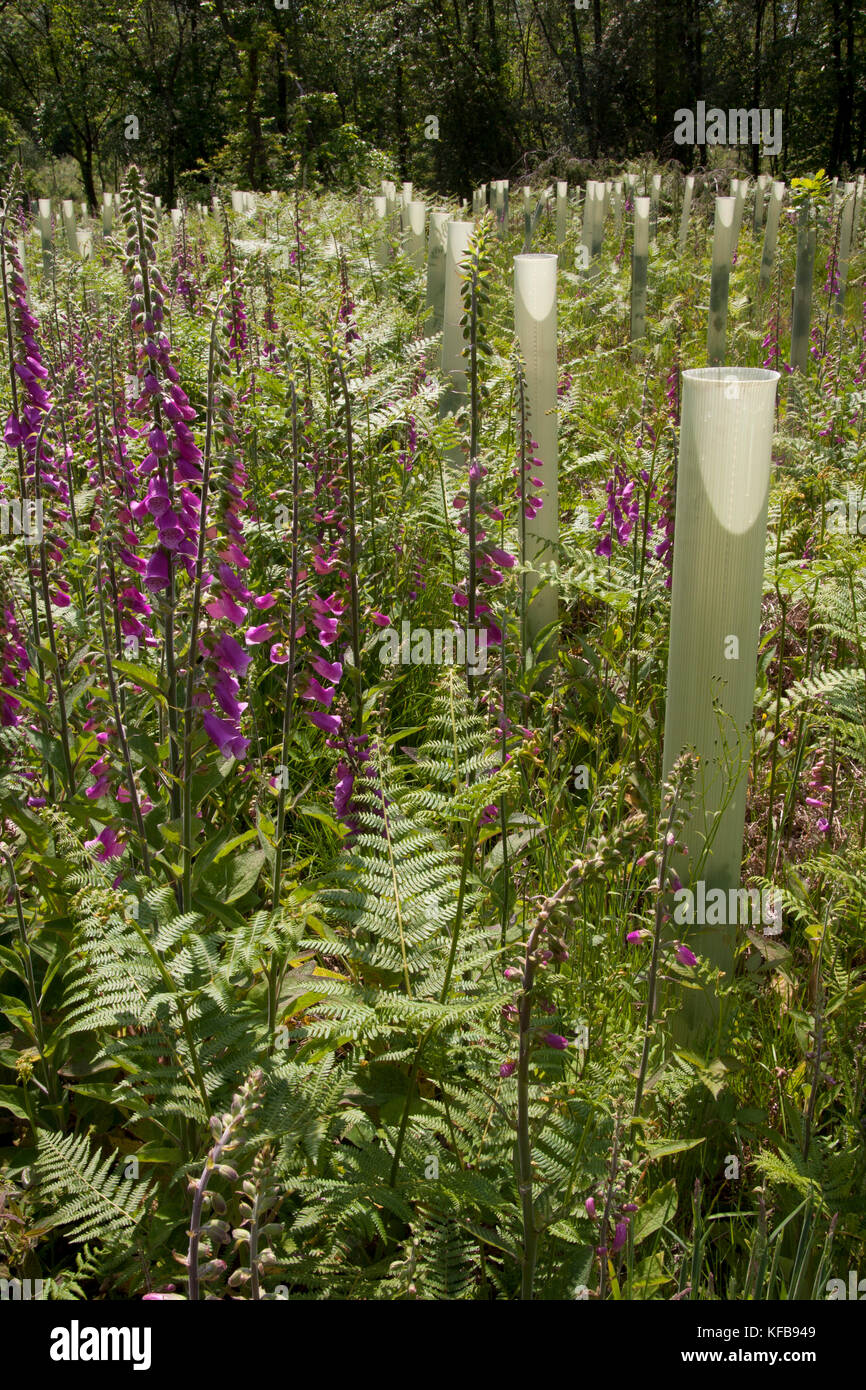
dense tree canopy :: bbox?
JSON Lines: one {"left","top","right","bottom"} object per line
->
{"left": 0, "top": 0, "right": 863, "bottom": 202}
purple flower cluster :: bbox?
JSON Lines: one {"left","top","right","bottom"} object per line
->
{"left": 452, "top": 456, "right": 511, "bottom": 646}
{"left": 593, "top": 458, "right": 641, "bottom": 558}
{"left": 513, "top": 430, "right": 545, "bottom": 525}
{"left": 2, "top": 227, "right": 71, "bottom": 608}
{"left": 0, "top": 597, "right": 27, "bottom": 727}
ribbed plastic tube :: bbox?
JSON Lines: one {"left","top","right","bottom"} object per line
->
{"left": 663, "top": 367, "right": 779, "bottom": 1025}
{"left": 790, "top": 201, "right": 816, "bottom": 373}
{"left": 407, "top": 200, "right": 426, "bottom": 270}
{"left": 853, "top": 174, "right": 865, "bottom": 249}
{"left": 836, "top": 183, "right": 857, "bottom": 315}
{"left": 61, "top": 199, "right": 79, "bottom": 257}
{"left": 496, "top": 180, "right": 510, "bottom": 238}
{"left": 630, "top": 196, "right": 650, "bottom": 351}
{"left": 556, "top": 182, "right": 568, "bottom": 245}
{"left": 401, "top": 182, "right": 413, "bottom": 232}
{"left": 753, "top": 174, "right": 769, "bottom": 234}
{"left": 678, "top": 175, "right": 695, "bottom": 254}
{"left": 425, "top": 210, "right": 450, "bottom": 341}
{"left": 37, "top": 198, "right": 52, "bottom": 271}
{"left": 589, "top": 182, "right": 604, "bottom": 259}
{"left": 706, "top": 196, "right": 735, "bottom": 366}
{"left": 371, "top": 195, "right": 390, "bottom": 267}
{"left": 514, "top": 254, "right": 559, "bottom": 654}
{"left": 102, "top": 192, "right": 113, "bottom": 236}
{"left": 649, "top": 173, "right": 662, "bottom": 240}
{"left": 759, "top": 181, "right": 785, "bottom": 286}
{"left": 613, "top": 181, "right": 624, "bottom": 239}
{"left": 439, "top": 220, "right": 474, "bottom": 417}
{"left": 731, "top": 178, "right": 748, "bottom": 255}
{"left": 522, "top": 187, "right": 533, "bottom": 249}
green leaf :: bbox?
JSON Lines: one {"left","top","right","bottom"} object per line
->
{"left": 632, "top": 1179, "right": 678, "bottom": 1244}
{"left": 0, "top": 1085, "right": 31, "bottom": 1120}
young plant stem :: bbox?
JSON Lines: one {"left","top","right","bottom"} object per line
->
{"left": 180, "top": 309, "right": 221, "bottom": 914}
{"left": 95, "top": 547, "right": 151, "bottom": 875}
{"left": 267, "top": 359, "right": 301, "bottom": 1046}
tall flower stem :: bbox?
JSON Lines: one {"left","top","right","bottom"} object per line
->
{"left": 96, "top": 546, "right": 151, "bottom": 876}
{"left": 33, "top": 411, "right": 74, "bottom": 796}
{"left": 333, "top": 351, "right": 363, "bottom": 735}
{"left": 267, "top": 356, "right": 301, "bottom": 1046}
{"left": 632, "top": 779, "right": 684, "bottom": 1119}
{"left": 133, "top": 192, "right": 180, "bottom": 822}
{"left": 181, "top": 309, "right": 221, "bottom": 913}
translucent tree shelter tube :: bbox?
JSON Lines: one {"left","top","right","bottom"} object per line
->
{"left": 589, "top": 182, "right": 604, "bottom": 259}
{"left": 613, "top": 181, "right": 624, "bottom": 240}
{"left": 753, "top": 173, "right": 769, "bottom": 234}
{"left": 425, "top": 210, "right": 449, "bottom": 341}
{"left": 556, "top": 181, "right": 568, "bottom": 245}
{"left": 630, "top": 196, "right": 650, "bottom": 355}
{"left": 663, "top": 366, "right": 780, "bottom": 1035}
{"left": 522, "top": 186, "right": 533, "bottom": 249}
{"left": 706, "top": 196, "right": 735, "bottom": 366}
{"left": 759, "top": 181, "right": 785, "bottom": 287}
{"left": 61, "top": 199, "right": 79, "bottom": 258}
{"left": 38, "top": 198, "right": 52, "bottom": 273}
{"left": 371, "top": 194, "right": 390, "bottom": 267}
{"left": 514, "top": 253, "right": 559, "bottom": 661}
{"left": 102, "top": 191, "right": 114, "bottom": 236}
{"left": 730, "top": 177, "right": 748, "bottom": 258}
{"left": 439, "top": 220, "right": 474, "bottom": 418}
{"left": 852, "top": 174, "right": 865, "bottom": 249}
{"left": 231, "top": 191, "right": 245, "bottom": 214}
{"left": 790, "top": 199, "right": 816, "bottom": 373}
{"left": 401, "top": 181, "right": 413, "bottom": 232}
{"left": 407, "top": 199, "right": 427, "bottom": 271}
{"left": 649, "top": 172, "right": 662, "bottom": 240}
{"left": 678, "top": 174, "right": 695, "bottom": 254}
{"left": 835, "top": 182, "right": 857, "bottom": 316}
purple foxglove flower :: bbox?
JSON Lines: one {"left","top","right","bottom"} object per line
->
{"left": 334, "top": 762, "right": 355, "bottom": 818}
{"left": 499, "top": 1060, "right": 517, "bottom": 1079}
{"left": 585, "top": 1197, "right": 596, "bottom": 1218}
{"left": 245, "top": 623, "right": 273, "bottom": 645}
{"left": 302, "top": 678, "right": 335, "bottom": 707}
{"left": 309, "top": 710, "right": 341, "bottom": 734}
{"left": 542, "top": 1033, "right": 569, "bottom": 1050}
{"left": 206, "top": 594, "right": 248, "bottom": 625}
{"left": 202, "top": 710, "right": 250, "bottom": 760}
{"left": 144, "top": 548, "right": 170, "bottom": 591}
{"left": 675, "top": 944, "right": 698, "bottom": 967}
{"left": 84, "top": 827, "right": 124, "bottom": 861}
{"left": 612, "top": 1219, "right": 629, "bottom": 1252}
{"left": 370, "top": 611, "right": 391, "bottom": 627}
{"left": 311, "top": 656, "right": 343, "bottom": 683}
{"left": 212, "top": 632, "right": 252, "bottom": 675}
